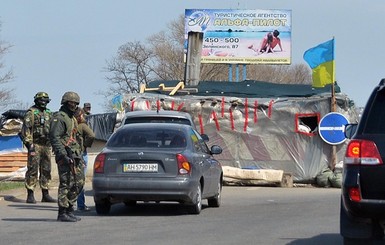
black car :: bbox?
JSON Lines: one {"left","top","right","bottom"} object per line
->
{"left": 340, "top": 78, "right": 385, "bottom": 243}
{"left": 92, "top": 123, "right": 223, "bottom": 215}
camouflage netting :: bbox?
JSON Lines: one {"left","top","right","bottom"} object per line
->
{"left": 121, "top": 91, "right": 359, "bottom": 182}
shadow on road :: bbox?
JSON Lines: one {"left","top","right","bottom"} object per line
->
{"left": 284, "top": 233, "right": 342, "bottom": 244}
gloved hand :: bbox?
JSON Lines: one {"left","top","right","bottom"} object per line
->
{"left": 59, "top": 155, "right": 73, "bottom": 165}
{"left": 27, "top": 144, "right": 36, "bottom": 156}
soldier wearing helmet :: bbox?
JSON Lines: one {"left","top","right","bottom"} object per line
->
{"left": 20, "top": 92, "right": 56, "bottom": 204}
{"left": 49, "top": 91, "right": 84, "bottom": 222}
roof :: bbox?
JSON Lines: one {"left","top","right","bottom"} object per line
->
{"left": 145, "top": 80, "right": 341, "bottom": 98}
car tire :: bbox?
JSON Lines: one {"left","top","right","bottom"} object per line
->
{"left": 343, "top": 237, "right": 371, "bottom": 245}
{"left": 340, "top": 197, "right": 373, "bottom": 241}
{"left": 189, "top": 184, "right": 202, "bottom": 215}
{"left": 371, "top": 221, "right": 384, "bottom": 240}
{"left": 95, "top": 200, "right": 111, "bottom": 215}
{"left": 208, "top": 180, "right": 222, "bottom": 208}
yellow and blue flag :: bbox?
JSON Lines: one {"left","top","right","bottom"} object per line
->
{"left": 111, "top": 94, "right": 124, "bottom": 112}
{"left": 303, "top": 39, "right": 335, "bottom": 88}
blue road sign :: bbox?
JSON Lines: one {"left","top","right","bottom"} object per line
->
{"left": 318, "top": 112, "right": 349, "bottom": 145}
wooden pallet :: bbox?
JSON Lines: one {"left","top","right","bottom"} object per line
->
{"left": 0, "top": 152, "right": 27, "bottom": 172}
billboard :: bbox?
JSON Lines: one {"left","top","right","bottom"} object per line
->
{"left": 184, "top": 9, "right": 292, "bottom": 65}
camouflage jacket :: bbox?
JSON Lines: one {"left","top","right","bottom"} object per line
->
{"left": 77, "top": 122, "right": 95, "bottom": 152}
{"left": 49, "top": 109, "right": 82, "bottom": 160}
{"left": 20, "top": 106, "right": 52, "bottom": 146}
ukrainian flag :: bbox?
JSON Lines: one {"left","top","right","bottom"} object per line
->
{"left": 111, "top": 94, "right": 123, "bottom": 112}
{"left": 303, "top": 39, "right": 335, "bottom": 88}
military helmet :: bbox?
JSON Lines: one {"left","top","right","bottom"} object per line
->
{"left": 34, "top": 92, "right": 50, "bottom": 100}
{"left": 61, "top": 91, "right": 80, "bottom": 104}
{"left": 33, "top": 92, "right": 51, "bottom": 109}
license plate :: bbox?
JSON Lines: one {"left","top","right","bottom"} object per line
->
{"left": 123, "top": 163, "right": 158, "bottom": 172}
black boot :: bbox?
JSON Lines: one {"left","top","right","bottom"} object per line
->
{"left": 26, "top": 189, "right": 36, "bottom": 204}
{"left": 41, "top": 189, "right": 57, "bottom": 203}
{"left": 57, "top": 207, "right": 77, "bottom": 222}
{"left": 66, "top": 205, "right": 81, "bottom": 221}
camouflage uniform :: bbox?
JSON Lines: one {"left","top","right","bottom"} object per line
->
{"left": 20, "top": 92, "right": 56, "bottom": 203}
{"left": 50, "top": 91, "right": 84, "bottom": 222}
{"left": 75, "top": 108, "right": 95, "bottom": 211}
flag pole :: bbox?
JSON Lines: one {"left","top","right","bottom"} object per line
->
{"left": 331, "top": 37, "right": 336, "bottom": 113}
{"left": 330, "top": 37, "right": 337, "bottom": 170}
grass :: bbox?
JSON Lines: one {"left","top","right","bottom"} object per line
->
{"left": 0, "top": 181, "right": 24, "bottom": 192}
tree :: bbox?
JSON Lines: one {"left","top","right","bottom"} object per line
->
{"left": 147, "top": 15, "right": 228, "bottom": 81}
{"left": 103, "top": 41, "right": 156, "bottom": 96}
{"left": 0, "top": 22, "right": 16, "bottom": 112}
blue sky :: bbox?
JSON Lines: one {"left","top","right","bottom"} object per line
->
{"left": 1, "top": 0, "right": 384, "bottom": 114}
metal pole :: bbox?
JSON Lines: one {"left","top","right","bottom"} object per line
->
{"left": 236, "top": 64, "right": 239, "bottom": 82}
{"left": 229, "top": 64, "right": 233, "bottom": 82}
{"left": 243, "top": 64, "right": 247, "bottom": 81}
{"left": 331, "top": 81, "right": 337, "bottom": 170}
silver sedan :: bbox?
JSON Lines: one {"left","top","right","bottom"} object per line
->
{"left": 92, "top": 123, "right": 223, "bottom": 215}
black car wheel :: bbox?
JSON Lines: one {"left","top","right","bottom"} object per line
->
{"left": 208, "top": 180, "right": 222, "bottom": 208}
{"left": 95, "top": 199, "right": 111, "bottom": 215}
{"left": 189, "top": 184, "right": 202, "bottom": 215}
{"left": 343, "top": 237, "right": 372, "bottom": 245}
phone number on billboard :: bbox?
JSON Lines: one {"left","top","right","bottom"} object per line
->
{"left": 204, "top": 38, "right": 240, "bottom": 43}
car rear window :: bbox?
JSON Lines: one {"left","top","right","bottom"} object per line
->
{"left": 124, "top": 117, "right": 192, "bottom": 126}
{"left": 107, "top": 128, "right": 187, "bottom": 148}
{"left": 363, "top": 88, "right": 385, "bottom": 134}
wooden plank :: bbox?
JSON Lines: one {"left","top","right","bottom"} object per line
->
{"left": 0, "top": 162, "right": 27, "bottom": 167}
{"left": 0, "top": 152, "right": 28, "bottom": 172}
{"left": 0, "top": 153, "right": 27, "bottom": 161}
{"left": 0, "top": 152, "right": 27, "bottom": 157}
{"left": 0, "top": 167, "right": 21, "bottom": 172}
{"left": 0, "top": 157, "right": 28, "bottom": 161}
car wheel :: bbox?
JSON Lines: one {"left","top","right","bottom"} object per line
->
{"left": 189, "top": 184, "right": 202, "bottom": 215}
{"left": 340, "top": 197, "right": 373, "bottom": 241}
{"left": 208, "top": 180, "right": 222, "bottom": 208}
{"left": 371, "top": 221, "right": 384, "bottom": 240}
{"left": 95, "top": 199, "right": 111, "bottom": 215}
{"left": 124, "top": 200, "right": 137, "bottom": 207}
{"left": 343, "top": 237, "right": 371, "bottom": 245}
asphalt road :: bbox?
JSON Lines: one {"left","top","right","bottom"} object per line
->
{"left": 0, "top": 182, "right": 345, "bottom": 245}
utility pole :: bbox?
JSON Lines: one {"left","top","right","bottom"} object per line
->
{"left": 184, "top": 31, "right": 203, "bottom": 86}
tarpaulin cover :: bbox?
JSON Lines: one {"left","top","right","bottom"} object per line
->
{"left": 86, "top": 113, "right": 117, "bottom": 141}
{"left": 121, "top": 81, "right": 358, "bottom": 182}
{"left": 1, "top": 110, "right": 116, "bottom": 142}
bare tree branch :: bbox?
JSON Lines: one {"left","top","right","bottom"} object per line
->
{"left": 0, "top": 22, "right": 16, "bottom": 112}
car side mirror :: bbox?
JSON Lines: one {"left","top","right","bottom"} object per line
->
{"left": 210, "top": 145, "right": 222, "bottom": 155}
{"left": 344, "top": 123, "right": 358, "bottom": 139}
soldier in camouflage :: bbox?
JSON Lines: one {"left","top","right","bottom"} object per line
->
{"left": 20, "top": 92, "right": 56, "bottom": 204}
{"left": 49, "top": 91, "right": 85, "bottom": 222}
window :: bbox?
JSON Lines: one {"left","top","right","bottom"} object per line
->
{"left": 295, "top": 113, "right": 320, "bottom": 136}
{"left": 363, "top": 89, "right": 385, "bottom": 134}
{"left": 190, "top": 129, "right": 210, "bottom": 154}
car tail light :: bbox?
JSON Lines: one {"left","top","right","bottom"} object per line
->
{"left": 344, "top": 139, "right": 383, "bottom": 165}
{"left": 176, "top": 154, "right": 191, "bottom": 175}
{"left": 348, "top": 187, "right": 362, "bottom": 202}
{"left": 94, "top": 153, "right": 106, "bottom": 173}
